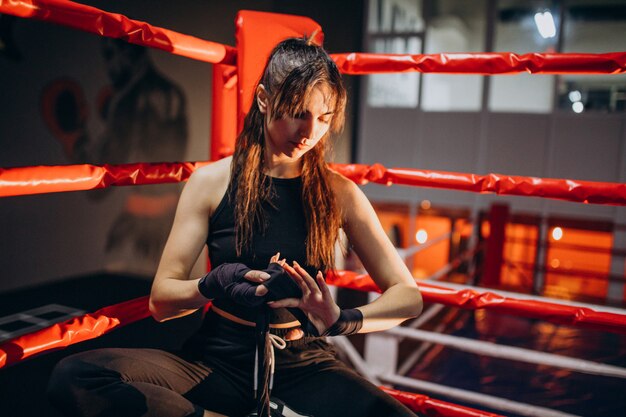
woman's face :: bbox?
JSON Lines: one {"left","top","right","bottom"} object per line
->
{"left": 261, "top": 84, "right": 334, "bottom": 161}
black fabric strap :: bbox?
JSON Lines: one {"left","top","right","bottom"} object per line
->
{"left": 198, "top": 263, "right": 264, "bottom": 306}
{"left": 254, "top": 307, "right": 272, "bottom": 417}
{"left": 262, "top": 263, "right": 364, "bottom": 337}
{"left": 262, "top": 262, "right": 302, "bottom": 301}
{"left": 321, "top": 308, "right": 364, "bottom": 337}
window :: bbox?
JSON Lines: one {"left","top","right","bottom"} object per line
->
{"left": 489, "top": 0, "right": 558, "bottom": 113}
{"left": 366, "top": 0, "right": 423, "bottom": 108}
{"left": 422, "top": 0, "right": 487, "bottom": 111}
{"left": 557, "top": 0, "right": 626, "bottom": 113}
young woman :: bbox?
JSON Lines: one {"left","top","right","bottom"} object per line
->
{"left": 48, "top": 37, "right": 423, "bottom": 417}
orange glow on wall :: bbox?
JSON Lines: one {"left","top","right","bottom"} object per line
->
{"left": 481, "top": 220, "right": 491, "bottom": 238}
{"left": 371, "top": 203, "right": 457, "bottom": 280}
{"left": 545, "top": 229, "right": 613, "bottom": 301}
{"left": 501, "top": 223, "right": 538, "bottom": 292}
{"left": 413, "top": 216, "right": 451, "bottom": 279}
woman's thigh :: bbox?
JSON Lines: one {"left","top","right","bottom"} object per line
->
{"left": 273, "top": 362, "right": 416, "bottom": 417}
{"left": 48, "top": 348, "right": 255, "bottom": 417}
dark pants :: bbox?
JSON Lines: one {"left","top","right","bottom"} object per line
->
{"left": 47, "top": 347, "right": 416, "bottom": 417}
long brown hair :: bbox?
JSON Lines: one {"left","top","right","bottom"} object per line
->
{"left": 230, "top": 37, "right": 347, "bottom": 269}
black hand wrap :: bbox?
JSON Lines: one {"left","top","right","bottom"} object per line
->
{"left": 261, "top": 263, "right": 364, "bottom": 337}
{"left": 262, "top": 262, "right": 302, "bottom": 301}
{"left": 197, "top": 263, "right": 265, "bottom": 307}
{"left": 320, "top": 308, "right": 364, "bottom": 336}
{"left": 260, "top": 263, "right": 319, "bottom": 336}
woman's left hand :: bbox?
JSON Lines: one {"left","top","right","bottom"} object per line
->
{"left": 267, "top": 261, "right": 340, "bottom": 335}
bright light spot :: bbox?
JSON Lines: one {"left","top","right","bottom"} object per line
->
{"left": 534, "top": 11, "right": 556, "bottom": 39}
{"left": 550, "top": 258, "right": 561, "bottom": 268}
{"left": 416, "top": 229, "right": 428, "bottom": 244}
{"left": 481, "top": 221, "right": 491, "bottom": 238}
{"left": 552, "top": 227, "right": 563, "bottom": 241}
{"left": 572, "top": 101, "right": 584, "bottom": 113}
{"left": 420, "top": 200, "right": 431, "bottom": 210}
{"left": 568, "top": 90, "right": 582, "bottom": 102}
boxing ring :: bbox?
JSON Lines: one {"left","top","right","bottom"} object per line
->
{"left": 2, "top": 1, "right": 626, "bottom": 416}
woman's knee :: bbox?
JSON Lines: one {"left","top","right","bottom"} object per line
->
{"left": 47, "top": 349, "right": 121, "bottom": 414}
{"left": 47, "top": 354, "right": 83, "bottom": 413}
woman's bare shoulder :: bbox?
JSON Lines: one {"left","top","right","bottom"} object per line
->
{"left": 327, "top": 166, "right": 375, "bottom": 227}
{"left": 327, "top": 167, "right": 361, "bottom": 201}
{"left": 192, "top": 156, "right": 232, "bottom": 183}
{"left": 185, "top": 156, "right": 232, "bottom": 212}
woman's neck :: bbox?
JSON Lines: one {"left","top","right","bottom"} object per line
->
{"left": 264, "top": 154, "right": 303, "bottom": 179}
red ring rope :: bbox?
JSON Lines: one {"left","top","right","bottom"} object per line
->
{"left": 2, "top": 162, "right": 625, "bottom": 206}
{"left": 330, "top": 52, "right": 626, "bottom": 75}
{"left": 380, "top": 387, "right": 503, "bottom": 417}
{"left": 3, "top": 270, "right": 626, "bottom": 372}
{"left": 0, "top": 296, "right": 150, "bottom": 368}
{"left": 0, "top": 162, "right": 210, "bottom": 196}
{"left": 3, "top": 1, "right": 625, "bottom": 76}
{"left": 330, "top": 163, "right": 626, "bottom": 206}
{"left": 326, "top": 271, "right": 626, "bottom": 335}
{"left": 0, "top": 0, "right": 237, "bottom": 65}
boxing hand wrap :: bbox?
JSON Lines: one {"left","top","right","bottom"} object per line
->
{"left": 198, "top": 263, "right": 266, "bottom": 307}
{"left": 320, "top": 308, "right": 364, "bottom": 337}
{"left": 262, "top": 263, "right": 302, "bottom": 301}
{"left": 260, "top": 263, "right": 319, "bottom": 335}
{"left": 262, "top": 263, "right": 364, "bottom": 337}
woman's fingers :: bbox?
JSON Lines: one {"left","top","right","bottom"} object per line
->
{"left": 269, "top": 252, "right": 280, "bottom": 264}
{"left": 315, "top": 271, "right": 333, "bottom": 298}
{"left": 267, "top": 298, "right": 300, "bottom": 308}
{"left": 255, "top": 285, "right": 268, "bottom": 296}
{"left": 282, "top": 262, "right": 310, "bottom": 295}
{"left": 243, "top": 270, "right": 270, "bottom": 283}
{"left": 293, "top": 261, "right": 320, "bottom": 295}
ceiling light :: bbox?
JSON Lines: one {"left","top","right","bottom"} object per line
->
{"left": 568, "top": 90, "right": 582, "bottom": 102}
{"left": 534, "top": 11, "right": 556, "bottom": 39}
{"left": 572, "top": 101, "right": 584, "bottom": 113}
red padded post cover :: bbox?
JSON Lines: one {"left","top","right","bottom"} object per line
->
{"left": 235, "top": 10, "right": 323, "bottom": 132}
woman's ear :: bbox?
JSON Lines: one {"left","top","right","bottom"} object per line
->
{"left": 256, "top": 84, "right": 269, "bottom": 114}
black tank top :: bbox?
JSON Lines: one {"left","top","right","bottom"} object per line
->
{"left": 207, "top": 175, "right": 321, "bottom": 324}
{"left": 182, "top": 175, "right": 336, "bottom": 367}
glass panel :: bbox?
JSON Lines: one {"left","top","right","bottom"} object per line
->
{"left": 489, "top": 0, "right": 558, "bottom": 113}
{"left": 558, "top": 0, "right": 626, "bottom": 113}
{"left": 367, "top": 36, "right": 421, "bottom": 108}
{"left": 412, "top": 214, "right": 451, "bottom": 279}
{"left": 544, "top": 228, "right": 612, "bottom": 303}
{"left": 501, "top": 223, "right": 538, "bottom": 293}
{"left": 368, "top": 0, "right": 424, "bottom": 34}
{"left": 422, "top": 0, "right": 487, "bottom": 111}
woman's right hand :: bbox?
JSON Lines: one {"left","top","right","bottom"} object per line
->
{"left": 268, "top": 261, "right": 340, "bottom": 336}
{"left": 249, "top": 252, "right": 286, "bottom": 296}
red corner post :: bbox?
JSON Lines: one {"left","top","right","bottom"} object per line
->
{"left": 482, "top": 203, "right": 509, "bottom": 287}
{"left": 210, "top": 64, "right": 238, "bottom": 161}
{"left": 234, "top": 10, "right": 323, "bottom": 132}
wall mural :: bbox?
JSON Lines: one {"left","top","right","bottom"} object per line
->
{"left": 40, "top": 38, "right": 189, "bottom": 274}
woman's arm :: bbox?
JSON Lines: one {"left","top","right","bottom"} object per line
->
{"left": 336, "top": 175, "right": 423, "bottom": 333}
{"left": 269, "top": 174, "right": 422, "bottom": 334}
{"left": 148, "top": 159, "right": 229, "bottom": 322}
